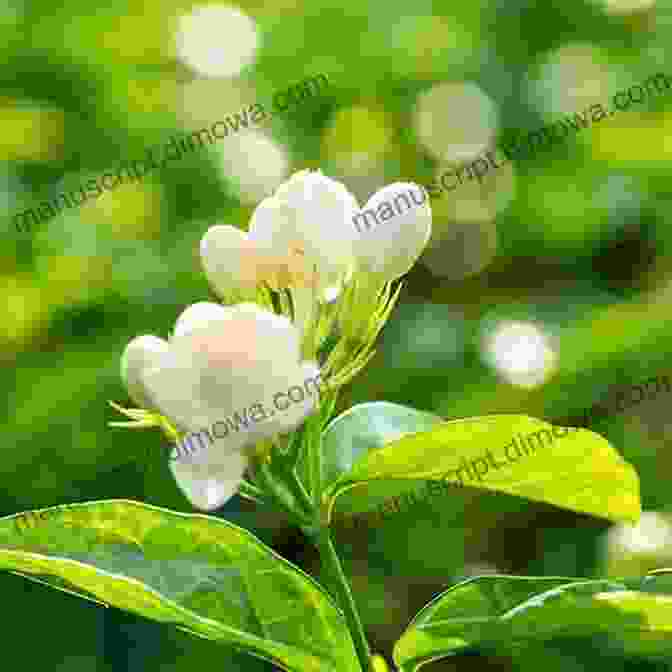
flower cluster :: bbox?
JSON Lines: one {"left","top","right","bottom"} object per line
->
{"left": 111, "top": 170, "right": 431, "bottom": 511}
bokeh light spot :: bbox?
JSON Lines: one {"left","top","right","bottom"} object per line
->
{"left": 482, "top": 320, "right": 557, "bottom": 388}
{"left": 217, "top": 131, "right": 289, "bottom": 204}
{"left": 414, "top": 81, "right": 498, "bottom": 162}
{"left": 176, "top": 5, "right": 259, "bottom": 78}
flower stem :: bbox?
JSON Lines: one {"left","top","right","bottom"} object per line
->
{"left": 316, "top": 529, "right": 374, "bottom": 672}
{"left": 305, "top": 410, "right": 323, "bottom": 511}
{"left": 306, "top": 401, "right": 371, "bottom": 670}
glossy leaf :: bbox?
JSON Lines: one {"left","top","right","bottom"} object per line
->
{"left": 323, "top": 412, "right": 641, "bottom": 525}
{"left": 0, "top": 500, "right": 359, "bottom": 672}
{"left": 320, "top": 401, "right": 443, "bottom": 487}
{"left": 393, "top": 574, "right": 672, "bottom": 670}
{"left": 319, "top": 402, "right": 453, "bottom": 525}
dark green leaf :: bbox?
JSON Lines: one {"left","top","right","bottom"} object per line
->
{"left": 393, "top": 574, "right": 672, "bottom": 670}
{"left": 0, "top": 500, "right": 359, "bottom": 672}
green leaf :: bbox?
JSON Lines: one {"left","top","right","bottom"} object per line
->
{"left": 394, "top": 575, "right": 581, "bottom": 669}
{"left": 393, "top": 574, "right": 672, "bottom": 670}
{"left": 321, "top": 402, "right": 444, "bottom": 488}
{"left": 319, "top": 402, "right": 452, "bottom": 523}
{"left": 0, "top": 500, "right": 359, "bottom": 672}
{"left": 322, "top": 412, "right": 641, "bottom": 525}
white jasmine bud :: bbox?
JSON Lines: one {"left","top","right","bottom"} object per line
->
{"left": 120, "top": 302, "right": 319, "bottom": 510}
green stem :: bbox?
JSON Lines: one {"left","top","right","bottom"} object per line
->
{"left": 289, "top": 467, "right": 314, "bottom": 514}
{"left": 255, "top": 461, "right": 312, "bottom": 525}
{"left": 308, "top": 412, "right": 323, "bottom": 511}
{"left": 304, "top": 403, "right": 371, "bottom": 670}
{"left": 316, "top": 529, "right": 374, "bottom": 672}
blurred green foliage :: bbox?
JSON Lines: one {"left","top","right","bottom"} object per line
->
{"left": 3, "top": 0, "right": 672, "bottom": 669}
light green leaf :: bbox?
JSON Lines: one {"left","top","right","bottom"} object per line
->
{"left": 0, "top": 500, "right": 359, "bottom": 672}
{"left": 323, "top": 412, "right": 641, "bottom": 525}
{"left": 393, "top": 574, "right": 672, "bottom": 671}
{"left": 321, "top": 402, "right": 444, "bottom": 487}
{"left": 319, "top": 402, "right": 449, "bottom": 524}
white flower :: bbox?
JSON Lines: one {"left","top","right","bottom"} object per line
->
{"left": 120, "top": 335, "right": 172, "bottom": 412}
{"left": 199, "top": 173, "right": 431, "bottom": 373}
{"left": 200, "top": 173, "right": 432, "bottom": 302}
{"left": 120, "top": 302, "right": 320, "bottom": 510}
{"left": 200, "top": 224, "right": 318, "bottom": 299}
{"left": 249, "top": 170, "right": 359, "bottom": 292}
{"left": 198, "top": 225, "right": 264, "bottom": 303}
{"left": 200, "top": 170, "right": 360, "bottom": 300}
{"left": 353, "top": 182, "right": 432, "bottom": 281}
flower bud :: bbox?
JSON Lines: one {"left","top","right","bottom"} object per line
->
{"left": 120, "top": 302, "right": 320, "bottom": 510}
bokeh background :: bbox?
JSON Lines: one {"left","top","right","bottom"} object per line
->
{"left": 3, "top": 0, "right": 672, "bottom": 669}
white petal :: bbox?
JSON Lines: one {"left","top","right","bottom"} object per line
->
{"left": 285, "top": 171, "right": 358, "bottom": 274}
{"left": 136, "top": 301, "right": 316, "bottom": 461}
{"left": 120, "top": 335, "right": 171, "bottom": 408}
{"left": 170, "top": 419, "right": 250, "bottom": 464}
{"left": 140, "top": 347, "right": 214, "bottom": 430}
{"left": 278, "top": 170, "right": 359, "bottom": 224}
{"left": 170, "top": 304, "right": 304, "bottom": 429}
{"left": 273, "top": 168, "right": 312, "bottom": 200}
{"left": 194, "top": 363, "right": 321, "bottom": 443}
{"left": 248, "top": 197, "right": 298, "bottom": 254}
{"left": 236, "top": 303, "right": 300, "bottom": 362}
{"left": 354, "top": 182, "right": 432, "bottom": 280}
{"left": 251, "top": 171, "right": 359, "bottom": 291}
{"left": 173, "top": 303, "right": 299, "bottom": 373}
{"left": 172, "top": 302, "right": 231, "bottom": 340}
{"left": 200, "top": 225, "right": 260, "bottom": 300}
{"left": 262, "top": 361, "right": 322, "bottom": 434}
{"left": 169, "top": 448, "right": 247, "bottom": 511}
